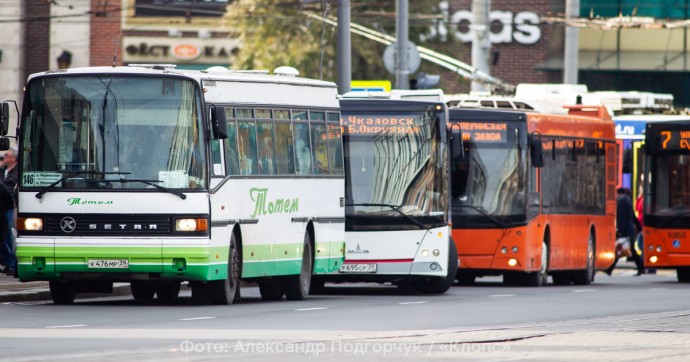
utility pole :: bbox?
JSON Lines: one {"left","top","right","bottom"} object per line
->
{"left": 471, "top": 0, "right": 491, "bottom": 92}
{"left": 395, "top": 0, "right": 409, "bottom": 89}
{"left": 337, "top": 0, "right": 351, "bottom": 94}
{"left": 563, "top": 0, "right": 580, "bottom": 84}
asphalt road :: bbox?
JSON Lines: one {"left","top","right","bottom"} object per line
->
{"left": 1, "top": 269, "right": 689, "bottom": 361}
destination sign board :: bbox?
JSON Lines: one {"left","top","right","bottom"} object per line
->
{"left": 451, "top": 121, "right": 508, "bottom": 143}
{"left": 341, "top": 115, "right": 423, "bottom": 135}
{"left": 646, "top": 122, "right": 690, "bottom": 154}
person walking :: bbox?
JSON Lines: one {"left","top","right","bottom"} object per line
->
{"left": 606, "top": 188, "right": 645, "bottom": 276}
{"left": 0, "top": 147, "right": 18, "bottom": 277}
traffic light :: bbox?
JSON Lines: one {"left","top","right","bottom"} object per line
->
{"left": 411, "top": 72, "right": 440, "bottom": 89}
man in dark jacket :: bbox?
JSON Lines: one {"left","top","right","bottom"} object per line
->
{"left": 0, "top": 181, "right": 15, "bottom": 276}
{"left": 606, "top": 188, "right": 645, "bottom": 276}
{"left": 0, "top": 147, "right": 17, "bottom": 276}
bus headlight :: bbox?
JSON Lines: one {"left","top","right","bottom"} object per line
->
{"left": 22, "top": 218, "right": 43, "bottom": 231}
{"left": 507, "top": 258, "right": 518, "bottom": 267}
{"left": 421, "top": 249, "right": 429, "bottom": 257}
{"left": 649, "top": 256, "right": 658, "bottom": 264}
{"left": 511, "top": 246, "right": 519, "bottom": 253}
{"left": 501, "top": 247, "right": 508, "bottom": 254}
{"left": 656, "top": 246, "right": 662, "bottom": 253}
{"left": 175, "top": 218, "right": 208, "bottom": 232}
{"left": 433, "top": 249, "right": 440, "bottom": 257}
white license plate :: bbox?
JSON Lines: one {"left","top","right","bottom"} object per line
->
{"left": 88, "top": 259, "right": 129, "bottom": 269}
{"left": 339, "top": 263, "right": 377, "bottom": 273}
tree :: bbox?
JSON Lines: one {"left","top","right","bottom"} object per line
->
{"left": 225, "top": 0, "right": 446, "bottom": 84}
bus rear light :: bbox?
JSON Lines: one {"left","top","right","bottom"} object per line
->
{"left": 501, "top": 247, "right": 508, "bottom": 254}
{"left": 175, "top": 218, "right": 208, "bottom": 232}
{"left": 649, "top": 256, "right": 658, "bottom": 264}
{"left": 20, "top": 218, "right": 43, "bottom": 231}
{"left": 507, "top": 258, "right": 518, "bottom": 267}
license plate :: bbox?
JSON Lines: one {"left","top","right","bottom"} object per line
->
{"left": 339, "top": 263, "right": 377, "bottom": 273}
{"left": 88, "top": 259, "right": 129, "bottom": 269}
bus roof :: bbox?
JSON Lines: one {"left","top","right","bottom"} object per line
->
{"left": 26, "top": 65, "right": 337, "bottom": 89}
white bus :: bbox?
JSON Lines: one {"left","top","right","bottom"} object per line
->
{"left": 0, "top": 65, "right": 345, "bottom": 304}
{"left": 315, "top": 90, "right": 457, "bottom": 294}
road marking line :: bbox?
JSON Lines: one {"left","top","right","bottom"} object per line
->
{"left": 45, "top": 325, "right": 86, "bottom": 329}
{"left": 572, "top": 289, "right": 595, "bottom": 293}
{"left": 398, "top": 301, "right": 428, "bottom": 305}
{"left": 489, "top": 294, "right": 516, "bottom": 297}
{"left": 295, "top": 307, "right": 328, "bottom": 311}
{"left": 180, "top": 317, "right": 216, "bottom": 321}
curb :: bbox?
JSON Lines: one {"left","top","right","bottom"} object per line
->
{"left": 0, "top": 283, "right": 132, "bottom": 303}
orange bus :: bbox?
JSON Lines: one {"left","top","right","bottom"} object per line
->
{"left": 643, "top": 120, "right": 690, "bottom": 282}
{"left": 448, "top": 106, "right": 617, "bottom": 286}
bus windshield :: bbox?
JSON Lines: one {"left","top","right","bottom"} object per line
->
{"left": 451, "top": 121, "right": 527, "bottom": 226}
{"left": 647, "top": 154, "right": 690, "bottom": 225}
{"left": 342, "top": 109, "right": 447, "bottom": 230}
{"left": 20, "top": 75, "right": 206, "bottom": 190}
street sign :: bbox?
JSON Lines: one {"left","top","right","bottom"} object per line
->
{"left": 383, "top": 41, "right": 421, "bottom": 75}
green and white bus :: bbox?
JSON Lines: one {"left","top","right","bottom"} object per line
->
{"left": 0, "top": 65, "right": 345, "bottom": 304}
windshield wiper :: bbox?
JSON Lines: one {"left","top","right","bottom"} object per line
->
{"left": 346, "top": 202, "right": 426, "bottom": 229}
{"left": 454, "top": 204, "right": 507, "bottom": 228}
{"left": 113, "top": 178, "right": 187, "bottom": 200}
{"left": 35, "top": 171, "right": 131, "bottom": 199}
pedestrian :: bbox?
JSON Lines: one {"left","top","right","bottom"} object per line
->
{"left": 0, "top": 147, "right": 18, "bottom": 277}
{"left": 606, "top": 188, "right": 645, "bottom": 276}
{"left": 0, "top": 181, "right": 14, "bottom": 276}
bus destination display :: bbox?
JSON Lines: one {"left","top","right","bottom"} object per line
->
{"left": 341, "top": 115, "right": 423, "bottom": 135}
{"left": 455, "top": 121, "right": 507, "bottom": 143}
{"left": 659, "top": 129, "right": 690, "bottom": 151}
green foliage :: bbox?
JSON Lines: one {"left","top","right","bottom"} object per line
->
{"left": 226, "top": 0, "right": 445, "bottom": 84}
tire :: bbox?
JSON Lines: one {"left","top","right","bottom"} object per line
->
{"left": 525, "top": 241, "right": 549, "bottom": 287}
{"left": 49, "top": 281, "right": 75, "bottom": 305}
{"left": 677, "top": 267, "right": 690, "bottom": 283}
{"left": 282, "top": 233, "right": 313, "bottom": 301}
{"left": 573, "top": 232, "right": 595, "bottom": 285}
{"left": 131, "top": 282, "right": 156, "bottom": 301}
{"left": 259, "top": 279, "right": 283, "bottom": 301}
{"left": 208, "top": 234, "right": 240, "bottom": 305}
{"left": 156, "top": 281, "right": 181, "bottom": 301}
{"left": 412, "top": 239, "right": 458, "bottom": 294}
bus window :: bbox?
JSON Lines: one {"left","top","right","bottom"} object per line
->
{"left": 310, "top": 122, "right": 329, "bottom": 174}
{"left": 210, "top": 138, "right": 224, "bottom": 177}
{"left": 238, "top": 120, "right": 258, "bottom": 175}
{"left": 275, "top": 121, "right": 295, "bottom": 174}
{"left": 293, "top": 122, "right": 312, "bottom": 175}
{"left": 257, "top": 121, "right": 276, "bottom": 175}
{"left": 225, "top": 117, "right": 239, "bottom": 175}
{"left": 327, "top": 119, "right": 343, "bottom": 174}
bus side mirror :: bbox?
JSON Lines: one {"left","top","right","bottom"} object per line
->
{"left": 0, "top": 102, "right": 9, "bottom": 136}
{"left": 211, "top": 106, "right": 228, "bottom": 140}
{"left": 0, "top": 138, "right": 9, "bottom": 151}
{"left": 529, "top": 133, "right": 544, "bottom": 168}
{"left": 449, "top": 126, "right": 464, "bottom": 161}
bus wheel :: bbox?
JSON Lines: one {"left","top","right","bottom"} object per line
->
{"left": 412, "top": 239, "right": 458, "bottom": 294}
{"left": 282, "top": 233, "right": 313, "bottom": 300}
{"left": 525, "top": 241, "right": 549, "bottom": 287}
{"left": 156, "top": 282, "right": 181, "bottom": 301}
{"left": 677, "top": 267, "right": 690, "bottom": 283}
{"left": 208, "top": 234, "right": 240, "bottom": 305}
{"left": 259, "top": 279, "right": 283, "bottom": 301}
{"left": 130, "top": 282, "right": 155, "bottom": 301}
{"left": 573, "top": 232, "right": 595, "bottom": 285}
{"left": 49, "top": 281, "right": 75, "bottom": 305}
